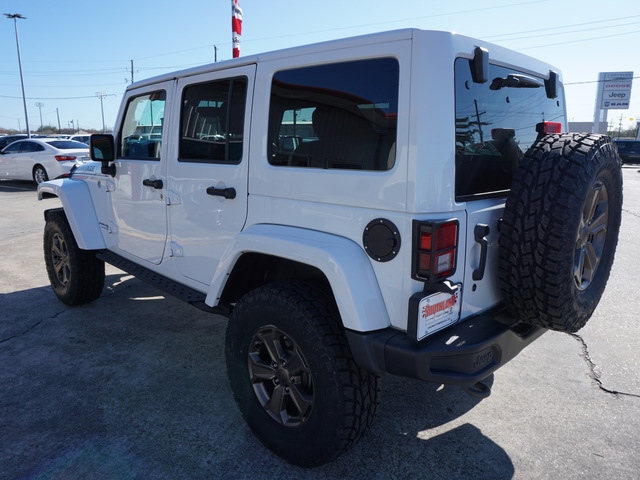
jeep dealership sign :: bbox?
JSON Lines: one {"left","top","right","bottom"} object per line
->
{"left": 599, "top": 71, "right": 633, "bottom": 109}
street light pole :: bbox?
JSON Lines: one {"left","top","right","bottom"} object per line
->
{"left": 4, "top": 14, "right": 30, "bottom": 138}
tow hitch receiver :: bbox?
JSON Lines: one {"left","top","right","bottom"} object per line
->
{"left": 462, "top": 381, "right": 491, "bottom": 399}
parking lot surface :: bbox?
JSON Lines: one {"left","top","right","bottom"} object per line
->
{"left": 1, "top": 168, "right": 639, "bottom": 479}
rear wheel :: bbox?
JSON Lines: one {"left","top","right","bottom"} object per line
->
{"left": 499, "top": 133, "right": 622, "bottom": 333}
{"left": 33, "top": 165, "right": 48, "bottom": 184}
{"left": 43, "top": 209, "right": 105, "bottom": 305}
{"left": 225, "top": 281, "right": 380, "bottom": 467}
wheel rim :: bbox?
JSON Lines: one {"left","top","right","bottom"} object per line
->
{"left": 51, "top": 232, "right": 71, "bottom": 286}
{"left": 34, "top": 168, "right": 47, "bottom": 184}
{"left": 574, "top": 179, "right": 609, "bottom": 291}
{"left": 247, "top": 326, "right": 314, "bottom": 427}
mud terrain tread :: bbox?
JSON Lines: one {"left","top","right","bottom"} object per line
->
{"left": 225, "top": 281, "right": 380, "bottom": 467}
{"left": 43, "top": 209, "right": 105, "bottom": 305}
{"left": 499, "top": 133, "right": 622, "bottom": 332}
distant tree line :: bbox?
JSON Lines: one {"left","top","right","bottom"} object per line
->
{"left": 0, "top": 125, "right": 112, "bottom": 135}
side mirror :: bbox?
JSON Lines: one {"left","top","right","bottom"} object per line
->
{"left": 90, "top": 134, "right": 116, "bottom": 176}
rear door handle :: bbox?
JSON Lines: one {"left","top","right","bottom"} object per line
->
{"left": 206, "top": 186, "right": 236, "bottom": 199}
{"left": 472, "top": 223, "right": 490, "bottom": 281}
{"left": 142, "top": 178, "right": 163, "bottom": 189}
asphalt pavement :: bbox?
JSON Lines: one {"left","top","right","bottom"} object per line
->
{"left": 1, "top": 168, "right": 639, "bottom": 480}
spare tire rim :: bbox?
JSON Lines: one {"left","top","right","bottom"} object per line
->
{"left": 247, "top": 326, "right": 314, "bottom": 427}
{"left": 574, "top": 179, "right": 609, "bottom": 291}
{"left": 51, "top": 232, "right": 71, "bottom": 286}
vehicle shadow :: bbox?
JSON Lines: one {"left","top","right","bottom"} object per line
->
{"left": 0, "top": 179, "right": 37, "bottom": 192}
{"left": 0, "top": 273, "right": 513, "bottom": 480}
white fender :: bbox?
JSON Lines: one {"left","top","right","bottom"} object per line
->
{"left": 38, "top": 179, "right": 105, "bottom": 250}
{"left": 206, "top": 224, "right": 391, "bottom": 332}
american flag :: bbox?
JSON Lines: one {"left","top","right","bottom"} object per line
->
{"left": 232, "top": 0, "right": 243, "bottom": 58}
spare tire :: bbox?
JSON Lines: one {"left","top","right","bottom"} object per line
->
{"left": 499, "top": 133, "right": 622, "bottom": 333}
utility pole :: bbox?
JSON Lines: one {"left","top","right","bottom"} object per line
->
{"left": 473, "top": 99, "right": 487, "bottom": 144}
{"left": 36, "top": 102, "right": 44, "bottom": 131}
{"left": 56, "top": 108, "right": 61, "bottom": 133}
{"left": 4, "top": 14, "right": 30, "bottom": 138}
{"left": 214, "top": 45, "right": 218, "bottom": 62}
{"left": 96, "top": 92, "right": 107, "bottom": 133}
{"left": 130, "top": 59, "right": 134, "bottom": 83}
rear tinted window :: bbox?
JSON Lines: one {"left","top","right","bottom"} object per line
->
{"left": 615, "top": 141, "right": 640, "bottom": 151}
{"left": 49, "top": 141, "right": 88, "bottom": 149}
{"left": 455, "top": 59, "right": 565, "bottom": 200}
{"left": 268, "top": 58, "right": 399, "bottom": 171}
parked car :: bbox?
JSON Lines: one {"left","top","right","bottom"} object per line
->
{"left": 0, "top": 134, "right": 49, "bottom": 150}
{"left": 68, "top": 134, "right": 91, "bottom": 145}
{"left": 614, "top": 139, "right": 640, "bottom": 164}
{"left": 0, "top": 138, "right": 90, "bottom": 184}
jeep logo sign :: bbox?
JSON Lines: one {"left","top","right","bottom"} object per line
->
{"left": 598, "top": 71, "right": 633, "bottom": 110}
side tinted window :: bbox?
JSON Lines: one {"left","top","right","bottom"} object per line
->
{"left": 455, "top": 59, "right": 565, "bottom": 200}
{"left": 4, "top": 141, "right": 27, "bottom": 152}
{"left": 268, "top": 58, "right": 399, "bottom": 171}
{"left": 180, "top": 77, "right": 247, "bottom": 163}
{"left": 119, "top": 90, "right": 166, "bottom": 160}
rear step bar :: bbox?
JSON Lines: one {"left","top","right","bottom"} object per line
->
{"left": 96, "top": 250, "right": 229, "bottom": 316}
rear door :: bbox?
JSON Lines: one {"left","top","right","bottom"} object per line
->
{"left": 109, "top": 81, "right": 173, "bottom": 264}
{"left": 453, "top": 59, "right": 567, "bottom": 312}
{"left": 166, "top": 65, "right": 254, "bottom": 286}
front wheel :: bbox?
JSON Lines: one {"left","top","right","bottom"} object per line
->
{"left": 225, "top": 282, "right": 380, "bottom": 467}
{"left": 43, "top": 209, "right": 105, "bottom": 305}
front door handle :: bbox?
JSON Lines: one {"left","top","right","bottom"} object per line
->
{"left": 206, "top": 186, "right": 236, "bottom": 199}
{"left": 142, "top": 178, "right": 163, "bottom": 189}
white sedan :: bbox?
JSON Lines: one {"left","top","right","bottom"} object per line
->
{"left": 0, "top": 138, "right": 91, "bottom": 184}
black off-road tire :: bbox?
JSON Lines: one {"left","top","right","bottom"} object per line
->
{"left": 43, "top": 209, "right": 105, "bottom": 305}
{"left": 225, "top": 281, "right": 380, "bottom": 467}
{"left": 499, "top": 133, "right": 622, "bottom": 333}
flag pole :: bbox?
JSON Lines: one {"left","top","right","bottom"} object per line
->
{"left": 232, "top": 0, "right": 243, "bottom": 58}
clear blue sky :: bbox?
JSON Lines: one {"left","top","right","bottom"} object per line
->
{"left": 1, "top": 0, "right": 639, "bottom": 132}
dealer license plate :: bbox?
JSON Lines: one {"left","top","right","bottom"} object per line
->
{"left": 416, "top": 287, "right": 461, "bottom": 341}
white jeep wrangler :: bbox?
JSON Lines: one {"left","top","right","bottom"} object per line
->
{"left": 38, "top": 29, "right": 622, "bottom": 466}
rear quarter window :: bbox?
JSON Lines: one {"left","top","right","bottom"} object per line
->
{"left": 454, "top": 58, "right": 565, "bottom": 201}
{"left": 268, "top": 58, "right": 399, "bottom": 171}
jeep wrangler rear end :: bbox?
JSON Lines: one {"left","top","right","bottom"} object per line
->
{"left": 38, "top": 29, "right": 622, "bottom": 466}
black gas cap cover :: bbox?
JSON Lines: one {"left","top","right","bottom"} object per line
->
{"left": 363, "top": 218, "right": 401, "bottom": 262}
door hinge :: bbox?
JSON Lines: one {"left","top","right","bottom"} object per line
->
{"left": 166, "top": 190, "right": 181, "bottom": 206}
{"left": 170, "top": 242, "right": 184, "bottom": 257}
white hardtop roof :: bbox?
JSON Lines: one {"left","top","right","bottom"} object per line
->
{"left": 126, "top": 28, "right": 560, "bottom": 92}
{"left": 126, "top": 28, "right": 423, "bottom": 90}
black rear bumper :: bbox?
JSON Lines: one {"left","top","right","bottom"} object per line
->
{"left": 345, "top": 309, "right": 545, "bottom": 386}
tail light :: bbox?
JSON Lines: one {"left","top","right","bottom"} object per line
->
{"left": 412, "top": 220, "right": 459, "bottom": 282}
{"left": 536, "top": 121, "right": 562, "bottom": 135}
{"left": 55, "top": 155, "right": 77, "bottom": 162}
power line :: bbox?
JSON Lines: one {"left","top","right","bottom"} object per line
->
{"left": 491, "top": 20, "right": 640, "bottom": 42}
{"left": 565, "top": 76, "right": 640, "bottom": 86}
{"left": 0, "top": 93, "right": 118, "bottom": 100}
{"left": 518, "top": 29, "right": 640, "bottom": 50}
{"left": 484, "top": 14, "right": 640, "bottom": 40}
